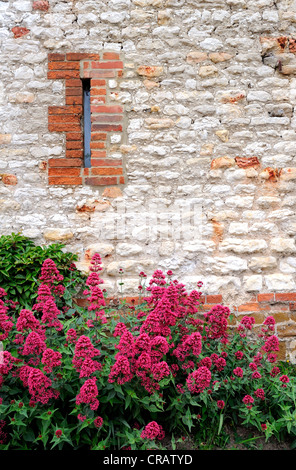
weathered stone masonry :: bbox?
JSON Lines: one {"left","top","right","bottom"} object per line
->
{"left": 3, "top": 0, "right": 296, "bottom": 359}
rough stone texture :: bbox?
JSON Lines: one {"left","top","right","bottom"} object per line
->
{"left": 3, "top": 0, "right": 296, "bottom": 359}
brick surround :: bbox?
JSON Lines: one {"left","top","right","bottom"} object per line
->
{"left": 47, "top": 52, "right": 125, "bottom": 186}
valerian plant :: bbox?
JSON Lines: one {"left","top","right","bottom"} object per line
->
{"left": 0, "top": 252, "right": 296, "bottom": 450}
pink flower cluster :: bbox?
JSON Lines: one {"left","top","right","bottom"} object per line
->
{"left": 39, "top": 258, "right": 65, "bottom": 297}
{"left": 237, "top": 316, "right": 255, "bottom": 337}
{"left": 41, "top": 348, "right": 62, "bottom": 373}
{"left": 140, "top": 421, "right": 165, "bottom": 440}
{"left": 186, "top": 366, "right": 211, "bottom": 394}
{"left": 76, "top": 377, "right": 100, "bottom": 411}
{"left": 109, "top": 272, "right": 209, "bottom": 394}
{"left": 72, "top": 335, "right": 102, "bottom": 379}
{"left": 23, "top": 367, "right": 59, "bottom": 404}
{"left": 203, "top": 304, "right": 231, "bottom": 343}
{"left": 83, "top": 253, "right": 107, "bottom": 325}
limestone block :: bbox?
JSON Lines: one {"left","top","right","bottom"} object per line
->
{"left": 220, "top": 238, "right": 268, "bottom": 253}
{"left": 198, "top": 65, "right": 218, "bottom": 77}
{"left": 270, "top": 238, "right": 296, "bottom": 253}
{"left": 211, "top": 156, "right": 235, "bottom": 170}
{"left": 85, "top": 243, "right": 115, "bottom": 258}
{"left": 144, "top": 118, "right": 175, "bottom": 129}
{"left": 243, "top": 275, "right": 263, "bottom": 292}
{"left": 43, "top": 228, "right": 74, "bottom": 242}
{"left": 228, "top": 222, "right": 248, "bottom": 235}
{"left": 186, "top": 51, "right": 208, "bottom": 64}
{"left": 116, "top": 243, "right": 143, "bottom": 256}
{"left": 137, "top": 65, "right": 163, "bottom": 77}
{"left": 265, "top": 273, "right": 296, "bottom": 291}
{"left": 249, "top": 256, "right": 277, "bottom": 272}
{"left": 204, "top": 255, "right": 248, "bottom": 274}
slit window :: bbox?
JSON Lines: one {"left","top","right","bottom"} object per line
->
{"left": 82, "top": 78, "right": 91, "bottom": 168}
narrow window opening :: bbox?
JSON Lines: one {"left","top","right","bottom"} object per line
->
{"left": 82, "top": 78, "right": 91, "bottom": 168}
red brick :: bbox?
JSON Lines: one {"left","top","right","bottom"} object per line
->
{"left": 48, "top": 158, "right": 82, "bottom": 167}
{"left": 48, "top": 105, "right": 82, "bottom": 115}
{"left": 48, "top": 53, "right": 65, "bottom": 61}
{"left": 11, "top": 27, "right": 30, "bottom": 38}
{"left": 91, "top": 150, "right": 107, "bottom": 159}
{"left": 103, "top": 52, "right": 120, "bottom": 60}
{"left": 91, "top": 124, "right": 123, "bottom": 132}
{"left": 289, "top": 303, "right": 296, "bottom": 311}
{"left": 47, "top": 70, "right": 80, "bottom": 79}
{"left": 91, "top": 132, "right": 107, "bottom": 141}
{"left": 48, "top": 115, "right": 80, "bottom": 124}
{"left": 91, "top": 79, "right": 106, "bottom": 86}
{"left": 235, "top": 157, "right": 260, "bottom": 168}
{"left": 91, "top": 61, "right": 123, "bottom": 69}
{"left": 48, "top": 167, "right": 81, "bottom": 176}
{"left": 48, "top": 61, "right": 80, "bottom": 70}
{"left": 90, "top": 142, "right": 106, "bottom": 149}
{"left": 66, "top": 141, "right": 83, "bottom": 150}
{"left": 87, "top": 70, "right": 116, "bottom": 78}
{"left": 257, "top": 293, "right": 275, "bottom": 302}
{"left": 91, "top": 167, "right": 123, "bottom": 176}
{"left": 48, "top": 123, "right": 81, "bottom": 132}
{"left": 49, "top": 176, "right": 82, "bottom": 185}
{"left": 33, "top": 1, "right": 49, "bottom": 11}
{"left": 206, "top": 294, "right": 223, "bottom": 304}
{"left": 91, "top": 158, "right": 122, "bottom": 167}
{"left": 119, "top": 176, "right": 125, "bottom": 184}
{"left": 275, "top": 293, "right": 296, "bottom": 301}
{"left": 65, "top": 79, "right": 82, "bottom": 87}
{"left": 90, "top": 88, "right": 107, "bottom": 96}
{"left": 65, "top": 87, "right": 82, "bottom": 96}
{"left": 2, "top": 174, "right": 18, "bottom": 185}
{"left": 238, "top": 303, "right": 261, "bottom": 312}
{"left": 66, "top": 96, "right": 83, "bottom": 105}
{"left": 66, "top": 132, "right": 83, "bottom": 141}
{"left": 86, "top": 54, "right": 101, "bottom": 61}
{"left": 66, "top": 53, "right": 91, "bottom": 61}
{"left": 91, "top": 115, "right": 123, "bottom": 123}
{"left": 91, "top": 105, "right": 123, "bottom": 114}
{"left": 66, "top": 149, "right": 84, "bottom": 158}
{"left": 85, "top": 176, "right": 118, "bottom": 186}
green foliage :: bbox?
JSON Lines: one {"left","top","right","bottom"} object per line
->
{"left": 0, "top": 232, "right": 85, "bottom": 309}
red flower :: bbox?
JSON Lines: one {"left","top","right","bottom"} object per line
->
{"left": 233, "top": 367, "right": 243, "bottom": 378}
{"left": 94, "top": 416, "right": 103, "bottom": 428}
{"left": 76, "top": 377, "right": 99, "bottom": 410}
{"left": 140, "top": 421, "right": 165, "bottom": 440}
{"left": 55, "top": 429, "right": 62, "bottom": 438}
{"left": 217, "top": 400, "right": 225, "bottom": 410}
{"left": 254, "top": 388, "right": 265, "bottom": 400}
{"left": 242, "top": 395, "right": 254, "bottom": 406}
{"left": 186, "top": 366, "right": 211, "bottom": 394}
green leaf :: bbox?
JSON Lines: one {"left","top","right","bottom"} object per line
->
{"left": 218, "top": 414, "right": 224, "bottom": 435}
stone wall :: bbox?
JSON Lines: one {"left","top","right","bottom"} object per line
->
{"left": 2, "top": 0, "right": 296, "bottom": 357}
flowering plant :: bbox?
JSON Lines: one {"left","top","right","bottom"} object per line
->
{"left": 0, "top": 253, "right": 296, "bottom": 450}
